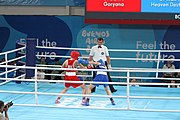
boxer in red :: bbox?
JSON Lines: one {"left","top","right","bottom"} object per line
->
{"left": 55, "top": 51, "right": 86, "bottom": 105}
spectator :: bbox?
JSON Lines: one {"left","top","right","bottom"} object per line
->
{"left": 39, "top": 57, "right": 47, "bottom": 66}
{"left": 176, "top": 72, "right": 180, "bottom": 78}
{"left": 162, "top": 60, "right": 175, "bottom": 88}
{"left": 130, "top": 78, "right": 139, "bottom": 87}
{"left": 38, "top": 57, "right": 51, "bottom": 80}
{"left": 51, "top": 58, "right": 63, "bottom": 80}
{"left": 0, "top": 58, "right": 5, "bottom": 63}
{"left": 175, "top": 72, "right": 180, "bottom": 88}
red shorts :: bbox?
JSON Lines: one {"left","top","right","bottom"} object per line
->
{"left": 64, "top": 75, "right": 82, "bottom": 88}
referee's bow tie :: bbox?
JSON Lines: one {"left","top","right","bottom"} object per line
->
{"left": 98, "top": 46, "right": 102, "bottom": 48}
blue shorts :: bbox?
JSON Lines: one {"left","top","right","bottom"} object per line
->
{"left": 92, "top": 74, "right": 108, "bottom": 87}
{"left": 78, "top": 76, "right": 83, "bottom": 81}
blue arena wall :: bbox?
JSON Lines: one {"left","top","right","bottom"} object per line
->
{"left": 0, "top": 15, "right": 180, "bottom": 76}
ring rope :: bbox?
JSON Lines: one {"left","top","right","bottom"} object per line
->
{"left": 0, "top": 77, "right": 180, "bottom": 86}
{"left": 1, "top": 65, "right": 180, "bottom": 73}
{"left": 1, "top": 45, "right": 180, "bottom": 112}
{"left": 0, "top": 55, "right": 26, "bottom": 65}
{"left": 0, "top": 46, "right": 25, "bottom": 56}
{"left": 36, "top": 46, "right": 180, "bottom": 53}
{"left": 36, "top": 54, "right": 180, "bottom": 61}
{"left": 0, "top": 74, "right": 25, "bottom": 86}
{"left": 0, "top": 67, "right": 19, "bottom": 76}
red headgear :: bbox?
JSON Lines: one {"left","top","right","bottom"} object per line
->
{"left": 70, "top": 51, "right": 80, "bottom": 60}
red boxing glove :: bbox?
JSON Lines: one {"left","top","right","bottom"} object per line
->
{"left": 87, "top": 65, "right": 92, "bottom": 69}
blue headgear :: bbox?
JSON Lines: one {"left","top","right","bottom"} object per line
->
{"left": 97, "top": 59, "right": 105, "bottom": 66}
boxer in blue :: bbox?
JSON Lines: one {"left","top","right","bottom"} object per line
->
{"left": 78, "top": 59, "right": 115, "bottom": 106}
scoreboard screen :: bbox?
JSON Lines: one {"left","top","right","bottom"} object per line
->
{"left": 85, "top": 0, "right": 180, "bottom": 25}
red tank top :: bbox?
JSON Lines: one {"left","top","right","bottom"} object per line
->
{"left": 66, "top": 59, "right": 76, "bottom": 72}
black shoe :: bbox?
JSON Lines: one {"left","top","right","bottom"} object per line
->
{"left": 91, "top": 87, "right": 96, "bottom": 93}
{"left": 111, "top": 100, "right": 115, "bottom": 105}
{"left": 111, "top": 89, "right": 117, "bottom": 93}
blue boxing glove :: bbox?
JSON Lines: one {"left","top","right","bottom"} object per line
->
{"left": 83, "top": 59, "right": 89, "bottom": 65}
{"left": 78, "top": 58, "right": 89, "bottom": 65}
{"left": 78, "top": 58, "right": 83, "bottom": 64}
{"left": 97, "top": 59, "right": 105, "bottom": 66}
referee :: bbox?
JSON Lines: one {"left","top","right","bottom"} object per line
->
{"left": 89, "top": 38, "right": 117, "bottom": 93}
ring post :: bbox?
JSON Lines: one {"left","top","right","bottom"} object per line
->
{"left": 26, "top": 38, "right": 36, "bottom": 79}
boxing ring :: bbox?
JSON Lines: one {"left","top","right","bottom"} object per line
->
{"left": 0, "top": 39, "right": 180, "bottom": 120}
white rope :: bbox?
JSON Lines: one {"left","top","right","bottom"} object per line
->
{"left": 0, "top": 89, "right": 180, "bottom": 112}
{"left": 17, "top": 42, "right": 25, "bottom": 46}
{"left": 36, "top": 46, "right": 180, "bottom": 53}
{"left": 130, "top": 96, "right": 180, "bottom": 100}
{"left": 0, "top": 67, "right": 19, "bottom": 76}
{"left": 14, "top": 104, "right": 128, "bottom": 111}
{"left": 36, "top": 46, "right": 89, "bottom": 51}
{"left": 17, "top": 61, "right": 26, "bottom": 65}
{"left": 130, "top": 108, "right": 180, "bottom": 113}
{"left": 1, "top": 45, "right": 180, "bottom": 112}
{"left": 15, "top": 74, "right": 26, "bottom": 79}
{"left": 13, "top": 104, "right": 180, "bottom": 112}
{"left": 1, "top": 84, "right": 180, "bottom": 112}
{"left": 0, "top": 90, "right": 180, "bottom": 100}
{"left": 0, "top": 74, "right": 25, "bottom": 86}
{"left": 0, "top": 65, "right": 180, "bottom": 73}
{"left": 36, "top": 55, "right": 70, "bottom": 59}
{"left": 0, "top": 55, "right": 26, "bottom": 65}
{"left": 42, "top": 73, "right": 92, "bottom": 78}
{"left": 0, "top": 46, "right": 25, "bottom": 56}
{"left": 36, "top": 64, "right": 62, "bottom": 68}
{"left": 0, "top": 90, "right": 125, "bottom": 98}
{"left": 36, "top": 54, "right": 180, "bottom": 61}
{"left": 0, "top": 77, "right": 180, "bottom": 86}
{"left": 0, "top": 80, "right": 12, "bottom": 86}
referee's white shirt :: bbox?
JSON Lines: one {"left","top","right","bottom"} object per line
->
{"left": 89, "top": 45, "right": 109, "bottom": 61}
